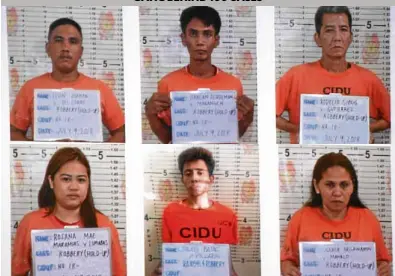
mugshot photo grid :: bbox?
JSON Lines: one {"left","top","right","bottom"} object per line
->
{"left": 2, "top": 4, "right": 395, "bottom": 276}
{"left": 275, "top": 6, "right": 391, "bottom": 145}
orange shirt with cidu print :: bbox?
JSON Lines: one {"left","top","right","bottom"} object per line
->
{"left": 281, "top": 206, "right": 391, "bottom": 266}
{"left": 162, "top": 200, "right": 238, "bottom": 245}
{"left": 276, "top": 61, "right": 390, "bottom": 143}
{"left": 156, "top": 66, "right": 244, "bottom": 126}
{"left": 12, "top": 208, "right": 126, "bottom": 276}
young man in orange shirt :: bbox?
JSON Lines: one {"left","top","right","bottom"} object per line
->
{"left": 10, "top": 18, "right": 125, "bottom": 142}
{"left": 276, "top": 6, "right": 390, "bottom": 144}
{"left": 145, "top": 6, "right": 254, "bottom": 144}
{"left": 152, "top": 147, "right": 239, "bottom": 275}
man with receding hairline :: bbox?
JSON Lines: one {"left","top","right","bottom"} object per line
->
{"left": 10, "top": 17, "right": 125, "bottom": 143}
{"left": 145, "top": 6, "right": 254, "bottom": 144}
{"left": 276, "top": 6, "right": 390, "bottom": 144}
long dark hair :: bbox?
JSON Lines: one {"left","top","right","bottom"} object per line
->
{"left": 304, "top": 152, "right": 366, "bottom": 208}
{"left": 38, "top": 147, "right": 98, "bottom": 227}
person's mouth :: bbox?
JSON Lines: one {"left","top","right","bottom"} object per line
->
{"left": 59, "top": 55, "right": 72, "bottom": 60}
{"left": 67, "top": 194, "right": 79, "bottom": 199}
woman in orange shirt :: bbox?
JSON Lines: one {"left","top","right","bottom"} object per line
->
{"left": 281, "top": 152, "right": 391, "bottom": 276}
{"left": 12, "top": 147, "right": 126, "bottom": 276}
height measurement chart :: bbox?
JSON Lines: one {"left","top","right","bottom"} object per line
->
{"left": 278, "top": 145, "right": 392, "bottom": 258}
{"left": 10, "top": 143, "right": 127, "bottom": 260}
{"left": 144, "top": 144, "right": 261, "bottom": 276}
{"left": 140, "top": 6, "right": 258, "bottom": 144}
{"left": 6, "top": 6, "right": 124, "bottom": 140}
{"left": 275, "top": 7, "right": 391, "bottom": 144}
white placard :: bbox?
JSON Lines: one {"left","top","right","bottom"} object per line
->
{"left": 170, "top": 90, "right": 239, "bottom": 144}
{"left": 34, "top": 89, "right": 103, "bottom": 142}
{"left": 162, "top": 243, "right": 231, "bottom": 276}
{"left": 299, "top": 241, "right": 376, "bottom": 276}
{"left": 31, "top": 228, "right": 111, "bottom": 276}
{"left": 300, "top": 94, "right": 370, "bottom": 144}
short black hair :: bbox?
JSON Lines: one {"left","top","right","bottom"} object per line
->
{"left": 315, "top": 6, "right": 352, "bottom": 34}
{"left": 178, "top": 147, "right": 215, "bottom": 176}
{"left": 48, "top": 17, "right": 83, "bottom": 41}
{"left": 180, "top": 6, "right": 221, "bottom": 35}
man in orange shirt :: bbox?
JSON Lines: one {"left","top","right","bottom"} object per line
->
{"left": 152, "top": 147, "right": 238, "bottom": 275}
{"left": 145, "top": 6, "right": 254, "bottom": 144}
{"left": 10, "top": 17, "right": 125, "bottom": 142}
{"left": 276, "top": 6, "right": 390, "bottom": 144}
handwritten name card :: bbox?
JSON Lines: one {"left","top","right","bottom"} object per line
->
{"left": 162, "top": 243, "right": 231, "bottom": 276}
{"left": 300, "top": 94, "right": 370, "bottom": 144}
{"left": 170, "top": 90, "right": 239, "bottom": 144}
{"left": 31, "top": 228, "right": 111, "bottom": 276}
{"left": 299, "top": 241, "right": 376, "bottom": 276}
{"left": 34, "top": 89, "right": 103, "bottom": 142}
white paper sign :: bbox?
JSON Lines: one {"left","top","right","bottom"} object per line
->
{"left": 299, "top": 241, "right": 376, "bottom": 276}
{"left": 34, "top": 89, "right": 103, "bottom": 142}
{"left": 31, "top": 228, "right": 111, "bottom": 276}
{"left": 162, "top": 243, "right": 231, "bottom": 276}
{"left": 299, "top": 94, "right": 370, "bottom": 144}
{"left": 170, "top": 90, "right": 239, "bottom": 144}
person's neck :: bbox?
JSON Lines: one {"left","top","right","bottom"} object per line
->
{"left": 321, "top": 205, "right": 348, "bottom": 221}
{"left": 319, "top": 56, "right": 349, "bottom": 73}
{"left": 53, "top": 204, "right": 81, "bottom": 224}
{"left": 188, "top": 59, "right": 216, "bottom": 79}
{"left": 51, "top": 69, "right": 80, "bottom": 82}
{"left": 185, "top": 194, "right": 211, "bottom": 209}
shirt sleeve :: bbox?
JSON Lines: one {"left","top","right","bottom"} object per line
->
{"left": 108, "top": 220, "right": 127, "bottom": 276}
{"left": 280, "top": 209, "right": 302, "bottom": 266}
{"left": 10, "top": 82, "right": 33, "bottom": 131}
{"left": 276, "top": 69, "right": 294, "bottom": 117}
{"left": 162, "top": 207, "right": 172, "bottom": 243}
{"left": 156, "top": 78, "right": 172, "bottom": 126}
{"left": 369, "top": 74, "right": 391, "bottom": 123}
{"left": 100, "top": 82, "right": 125, "bottom": 132}
{"left": 12, "top": 214, "right": 32, "bottom": 276}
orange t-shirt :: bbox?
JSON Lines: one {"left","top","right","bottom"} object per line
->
{"left": 276, "top": 61, "right": 391, "bottom": 143}
{"left": 162, "top": 200, "right": 238, "bottom": 244}
{"left": 157, "top": 66, "right": 244, "bottom": 126}
{"left": 281, "top": 206, "right": 391, "bottom": 266}
{"left": 10, "top": 73, "right": 125, "bottom": 135}
{"left": 12, "top": 208, "right": 126, "bottom": 276}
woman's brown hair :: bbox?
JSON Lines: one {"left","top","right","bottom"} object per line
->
{"left": 38, "top": 147, "right": 98, "bottom": 227}
{"left": 304, "top": 152, "right": 367, "bottom": 208}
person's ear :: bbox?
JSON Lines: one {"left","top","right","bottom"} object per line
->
{"left": 313, "top": 179, "right": 320, "bottom": 194}
{"left": 314, "top": 32, "right": 322, "bottom": 48}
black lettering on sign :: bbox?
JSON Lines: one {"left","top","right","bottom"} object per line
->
{"left": 322, "top": 231, "right": 352, "bottom": 239}
{"left": 179, "top": 227, "right": 222, "bottom": 239}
